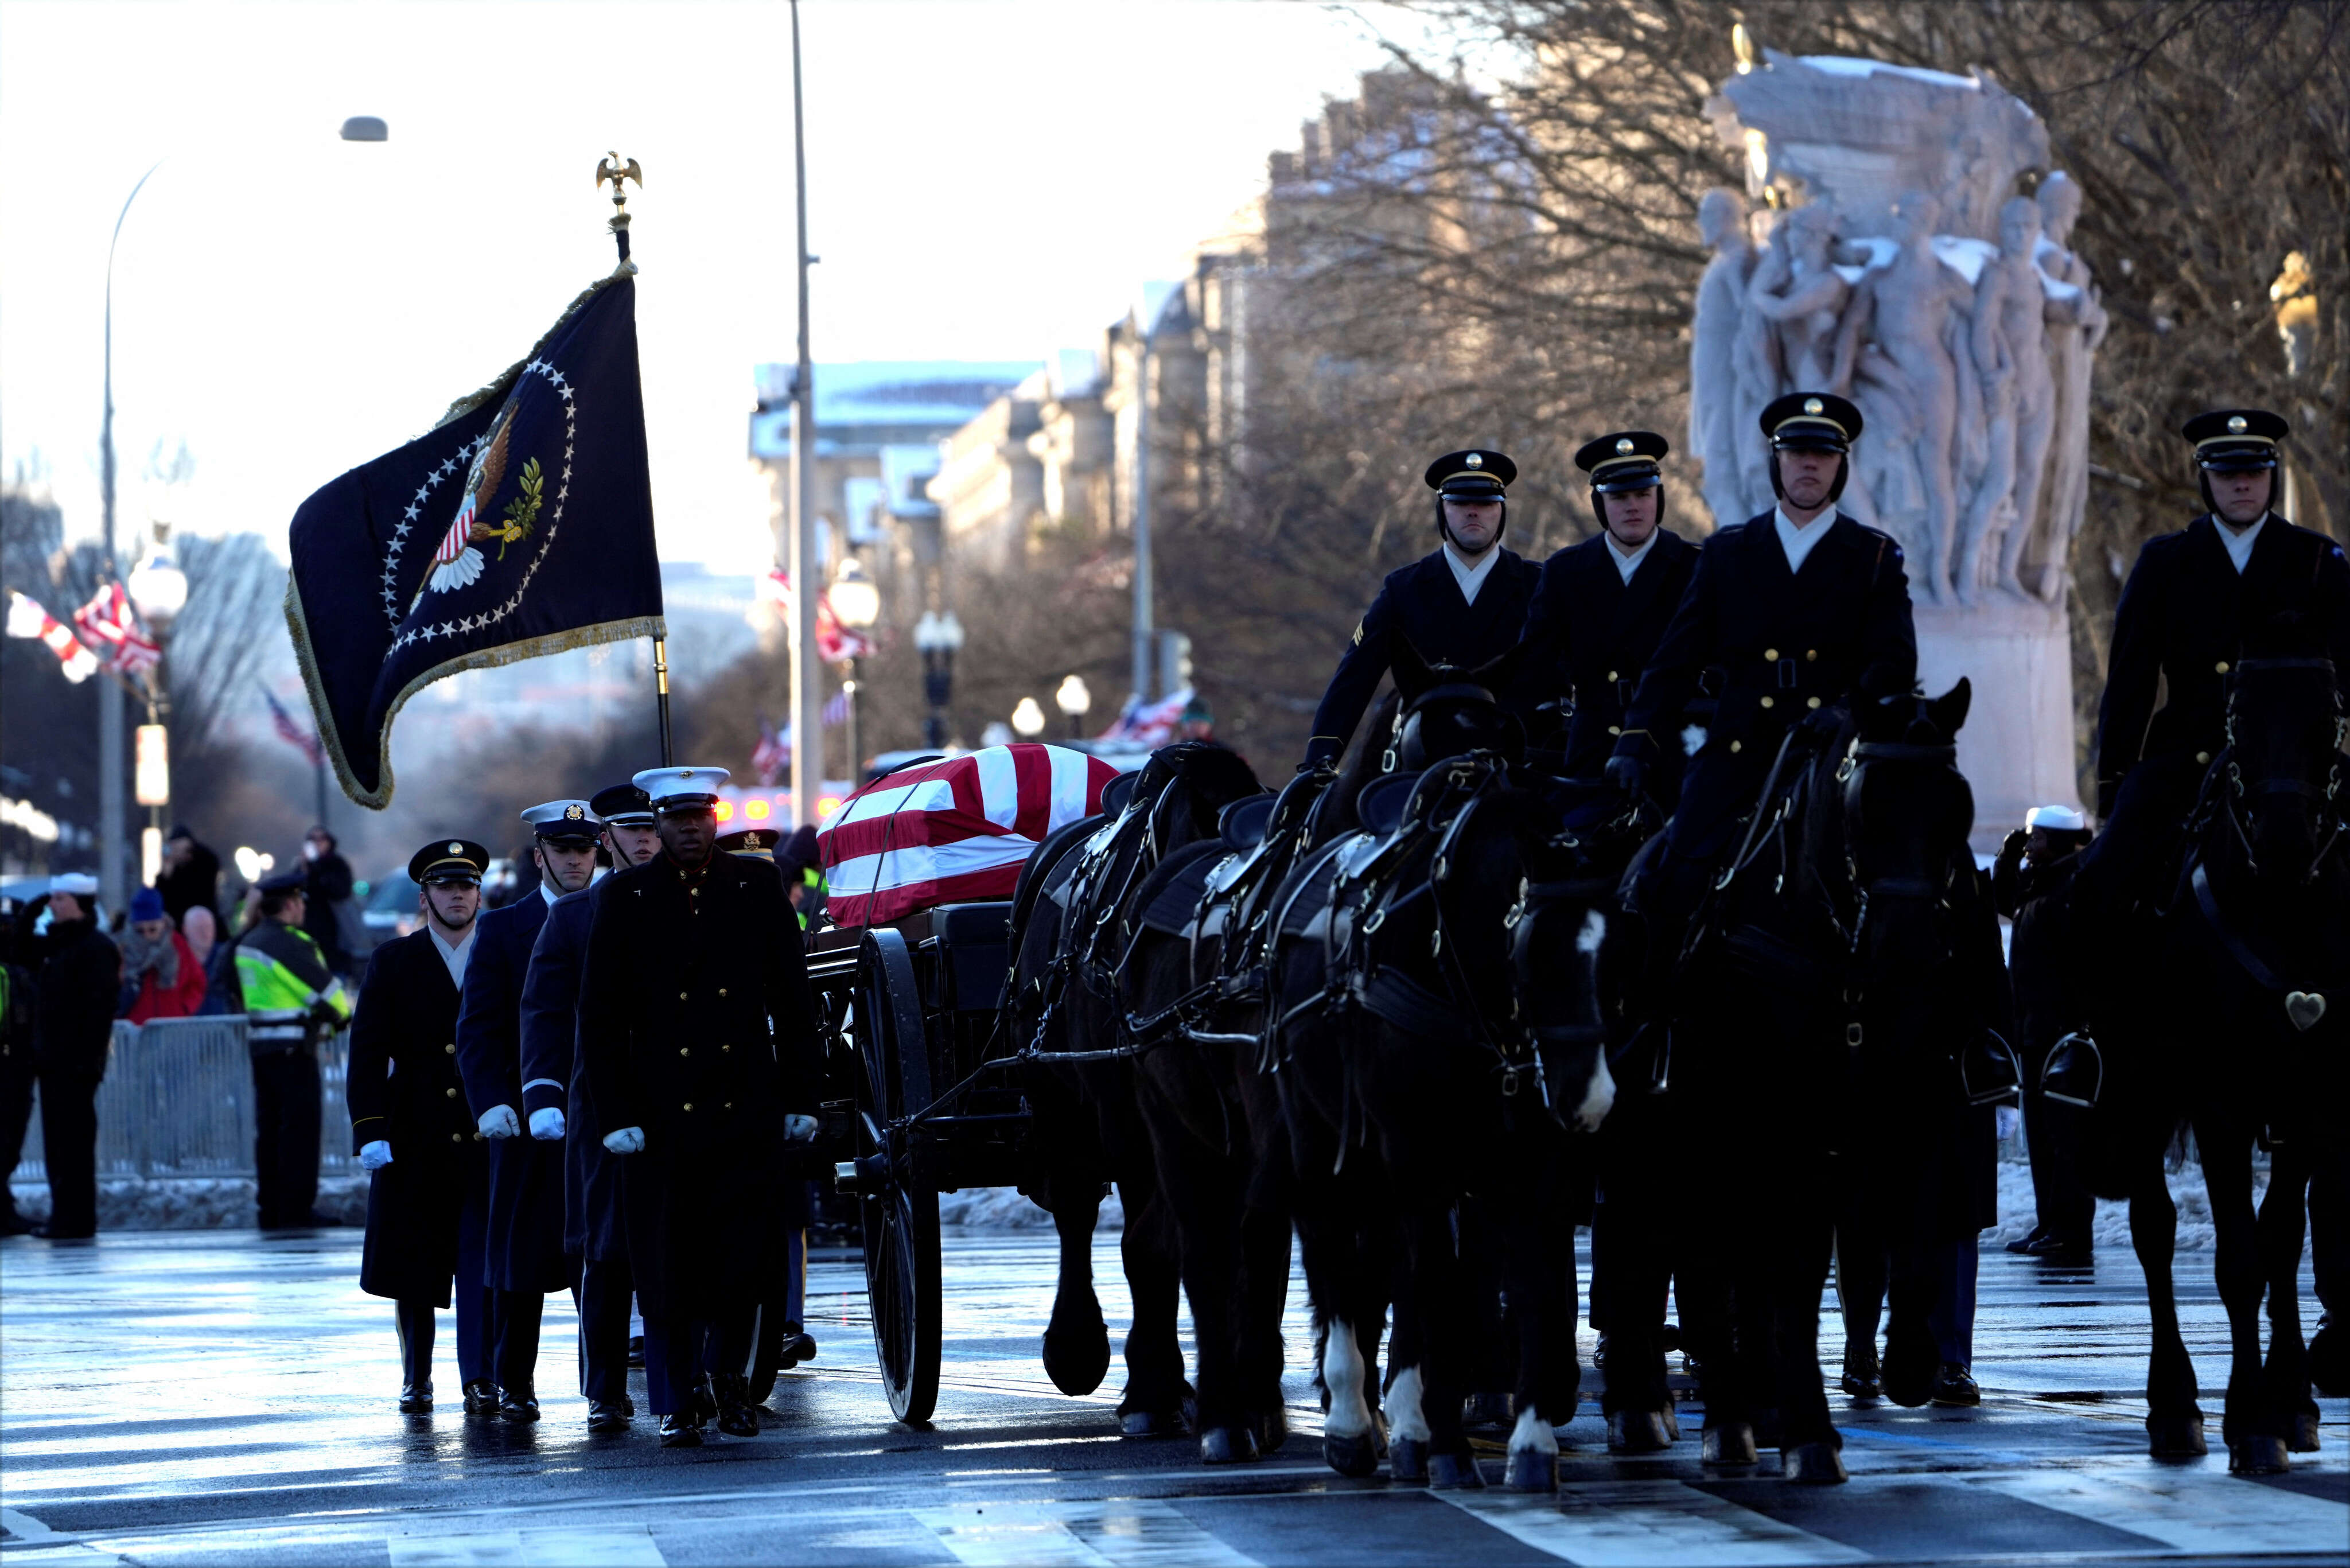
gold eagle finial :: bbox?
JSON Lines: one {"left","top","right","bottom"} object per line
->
{"left": 596, "top": 153, "right": 643, "bottom": 196}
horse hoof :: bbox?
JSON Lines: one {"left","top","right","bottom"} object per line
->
{"left": 1462, "top": 1392, "right": 1511, "bottom": 1430}
{"left": 1702, "top": 1421, "right": 1758, "bottom": 1465}
{"left": 2146, "top": 1414, "right": 2208, "bottom": 1458}
{"left": 1323, "top": 1430, "right": 1380, "bottom": 1478}
{"left": 1118, "top": 1407, "right": 1173, "bottom": 1437}
{"left": 2289, "top": 1411, "right": 2322, "bottom": 1453}
{"left": 1199, "top": 1425, "right": 1259, "bottom": 1465}
{"left": 1784, "top": 1441, "right": 1848, "bottom": 1485}
{"left": 1256, "top": 1409, "right": 1289, "bottom": 1455}
{"left": 1429, "top": 1452, "right": 1487, "bottom": 1490}
{"left": 2228, "top": 1435, "right": 2290, "bottom": 1476}
{"left": 1608, "top": 1410, "right": 1672, "bottom": 1454}
{"left": 1388, "top": 1437, "right": 1429, "bottom": 1483}
{"left": 1504, "top": 1448, "right": 1558, "bottom": 1492}
{"left": 1041, "top": 1324, "right": 1111, "bottom": 1398}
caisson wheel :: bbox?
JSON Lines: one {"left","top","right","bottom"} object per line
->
{"left": 854, "top": 928, "right": 941, "bottom": 1425}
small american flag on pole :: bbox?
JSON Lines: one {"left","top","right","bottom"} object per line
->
{"left": 262, "top": 686, "right": 325, "bottom": 767}
{"left": 815, "top": 744, "right": 1115, "bottom": 927}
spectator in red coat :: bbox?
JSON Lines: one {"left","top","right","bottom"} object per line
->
{"left": 121, "top": 888, "right": 207, "bottom": 1023}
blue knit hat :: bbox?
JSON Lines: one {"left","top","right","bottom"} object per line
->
{"left": 129, "top": 887, "right": 166, "bottom": 922}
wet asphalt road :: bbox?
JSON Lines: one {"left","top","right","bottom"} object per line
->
{"left": 1, "top": 1224, "right": 2343, "bottom": 1566}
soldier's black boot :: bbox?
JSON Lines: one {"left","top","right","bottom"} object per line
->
{"left": 462, "top": 1379, "right": 501, "bottom": 1416}
{"left": 713, "top": 1372, "right": 760, "bottom": 1437}
{"left": 396, "top": 1300, "right": 434, "bottom": 1413}
{"left": 657, "top": 1412, "right": 702, "bottom": 1448}
{"left": 499, "top": 1384, "right": 540, "bottom": 1423}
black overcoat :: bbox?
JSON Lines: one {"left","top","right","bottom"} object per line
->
{"left": 2094, "top": 512, "right": 2350, "bottom": 811}
{"left": 519, "top": 883, "right": 624, "bottom": 1262}
{"left": 456, "top": 891, "right": 570, "bottom": 1294}
{"left": 1616, "top": 511, "right": 1916, "bottom": 858}
{"left": 1305, "top": 547, "right": 1542, "bottom": 764}
{"left": 34, "top": 918, "right": 118, "bottom": 1080}
{"left": 1516, "top": 528, "right": 1699, "bottom": 780}
{"left": 349, "top": 928, "right": 488, "bottom": 1304}
{"left": 578, "top": 851, "right": 822, "bottom": 1319}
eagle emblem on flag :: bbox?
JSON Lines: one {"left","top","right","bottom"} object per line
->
{"left": 419, "top": 400, "right": 546, "bottom": 603}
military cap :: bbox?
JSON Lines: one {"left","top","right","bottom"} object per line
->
{"left": 256, "top": 868, "right": 306, "bottom": 895}
{"left": 2025, "top": 804, "right": 2087, "bottom": 832}
{"left": 522, "top": 799, "right": 600, "bottom": 846}
{"left": 779, "top": 824, "right": 822, "bottom": 876}
{"left": 2183, "top": 408, "right": 2286, "bottom": 470}
{"left": 1761, "top": 392, "right": 1862, "bottom": 452}
{"left": 408, "top": 839, "right": 490, "bottom": 885}
{"left": 1423, "top": 449, "right": 1515, "bottom": 500}
{"left": 631, "top": 766, "right": 730, "bottom": 815}
{"left": 716, "top": 826, "right": 779, "bottom": 859}
{"left": 589, "top": 782, "right": 655, "bottom": 828}
{"left": 1575, "top": 430, "right": 1670, "bottom": 494}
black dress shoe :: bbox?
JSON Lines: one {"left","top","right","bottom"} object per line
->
{"left": 462, "top": 1380, "right": 501, "bottom": 1415}
{"left": 586, "top": 1400, "right": 629, "bottom": 1432}
{"left": 399, "top": 1381, "right": 434, "bottom": 1414}
{"left": 34, "top": 1225, "right": 95, "bottom": 1241}
{"left": 627, "top": 1334, "right": 645, "bottom": 1369}
{"left": 499, "top": 1387, "right": 540, "bottom": 1422}
{"left": 1930, "top": 1364, "right": 1981, "bottom": 1407}
{"left": 777, "top": 1328, "right": 818, "bottom": 1369}
{"left": 713, "top": 1372, "right": 760, "bottom": 1437}
{"left": 1840, "top": 1343, "right": 1882, "bottom": 1400}
{"left": 658, "top": 1413, "right": 702, "bottom": 1447}
{"left": 2004, "top": 1225, "right": 2049, "bottom": 1256}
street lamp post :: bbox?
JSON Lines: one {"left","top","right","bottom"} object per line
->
{"left": 829, "top": 559, "right": 880, "bottom": 784}
{"left": 913, "top": 609, "right": 964, "bottom": 752}
{"left": 1054, "top": 674, "right": 1092, "bottom": 740}
{"left": 127, "top": 524, "right": 186, "bottom": 884}
{"left": 98, "top": 161, "right": 164, "bottom": 912}
{"left": 1010, "top": 697, "right": 1046, "bottom": 741}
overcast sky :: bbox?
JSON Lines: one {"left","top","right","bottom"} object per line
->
{"left": 2, "top": 0, "right": 1454, "bottom": 574}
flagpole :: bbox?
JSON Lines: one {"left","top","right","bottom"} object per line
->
{"left": 598, "top": 151, "right": 670, "bottom": 767}
{"left": 788, "top": 0, "right": 822, "bottom": 830}
{"left": 655, "top": 638, "right": 674, "bottom": 767}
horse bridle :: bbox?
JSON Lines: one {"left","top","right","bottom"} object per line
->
{"left": 2215, "top": 656, "right": 2347, "bottom": 884}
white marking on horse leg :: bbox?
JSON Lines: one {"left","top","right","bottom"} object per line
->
{"left": 1574, "top": 1048, "right": 1617, "bottom": 1133}
{"left": 1387, "top": 1364, "right": 1432, "bottom": 1442}
{"left": 1577, "top": 910, "right": 1607, "bottom": 953}
{"left": 1510, "top": 1404, "right": 1559, "bottom": 1457}
{"left": 1322, "top": 1319, "right": 1374, "bottom": 1438}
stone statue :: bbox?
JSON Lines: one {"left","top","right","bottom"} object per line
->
{"left": 1690, "top": 189, "right": 1758, "bottom": 530}
{"left": 2034, "top": 172, "right": 2104, "bottom": 601}
{"left": 1697, "top": 46, "right": 2096, "bottom": 836}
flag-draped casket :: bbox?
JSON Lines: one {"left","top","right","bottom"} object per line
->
{"left": 816, "top": 745, "right": 1117, "bottom": 927}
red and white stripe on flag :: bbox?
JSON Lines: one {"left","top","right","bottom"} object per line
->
{"left": 816, "top": 743, "right": 1117, "bottom": 927}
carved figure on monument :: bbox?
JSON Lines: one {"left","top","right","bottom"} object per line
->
{"left": 1690, "top": 189, "right": 1759, "bottom": 531}
{"left": 2034, "top": 172, "right": 2104, "bottom": 602}
{"left": 1747, "top": 200, "right": 1851, "bottom": 395}
{"left": 1958, "top": 197, "right": 2048, "bottom": 602}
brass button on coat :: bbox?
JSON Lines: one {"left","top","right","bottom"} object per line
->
{"left": 1606, "top": 670, "right": 1619, "bottom": 683}
{"left": 2196, "top": 750, "right": 2212, "bottom": 765}
{"left": 1807, "top": 697, "right": 1822, "bottom": 710}
{"left": 1764, "top": 647, "right": 1779, "bottom": 662}
{"left": 678, "top": 991, "right": 687, "bottom": 1001}
{"left": 721, "top": 1043, "right": 732, "bottom": 1053}
{"left": 717, "top": 988, "right": 728, "bottom": 998}
{"left": 2215, "top": 660, "right": 2230, "bottom": 674}
{"left": 682, "top": 1102, "right": 694, "bottom": 1113}
{"left": 452, "top": 1133, "right": 464, "bottom": 1143}
{"left": 445, "top": 1087, "right": 458, "bottom": 1099}
{"left": 1806, "top": 649, "right": 1818, "bottom": 662}
{"left": 679, "top": 1047, "right": 690, "bottom": 1057}
{"left": 1729, "top": 740, "right": 1744, "bottom": 753}
{"left": 1760, "top": 696, "right": 1775, "bottom": 709}
{"left": 444, "top": 1044, "right": 456, "bottom": 1055}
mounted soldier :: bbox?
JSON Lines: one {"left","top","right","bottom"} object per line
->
{"left": 1516, "top": 430, "right": 1701, "bottom": 799}
{"left": 1608, "top": 392, "right": 1917, "bottom": 1003}
{"left": 2072, "top": 408, "right": 2350, "bottom": 940}
{"left": 1302, "top": 449, "right": 1541, "bottom": 768}
{"left": 457, "top": 799, "right": 602, "bottom": 1423}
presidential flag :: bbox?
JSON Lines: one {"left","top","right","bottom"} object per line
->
{"left": 285, "top": 271, "right": 664, "bottom": 807}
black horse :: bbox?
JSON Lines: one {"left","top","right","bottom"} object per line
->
{"left": 1264, "top": 647, "right": 1613, "bottom": 1489}
{"left": 2095, "top": 623, "right": 2347, "bottom": 1474}
{"left": 1000, "top": 741, "right": 1265, "bottom": 1437}
{"left": 1667, "top": 681, "right": 1990, "bottom": 1484}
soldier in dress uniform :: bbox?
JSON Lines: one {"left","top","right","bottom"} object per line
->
{"left": 1302, "top": 449, "right": 1543, "bottom": 767}
{"left": 2073, "top": 408, "right": 2350, "bottom": 929}
{"left": 1517, "top": 431, "right": 1702, "bottom": 794}
{"left": 715, "top": 824, "right": 822, "bottom": 1388}
{"left": 349, "top": 840, "right": 497, "bottom": 1415}
{"left": 457, "top": 800, "right": 602, "bottom": 1422}
{"left": 1608, "top": 393, "right": 1917, "bottom": 932}
{"left": 519, "top": 783, "right": 664, "bottom": 1432}
{"left": 579, "top": 768, "right": 824, "bottom": 1446}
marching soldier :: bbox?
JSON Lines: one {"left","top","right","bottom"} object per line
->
{"left": 579, "top": 768, "right": 824, "bottom": 1446}
{"left": 349, "top": 840, "right": 497, "bottom": 1415}
{"left": 519, "top": 783, "right": 664, "bottom": 1432}
{"left": 1517, "top": 431, "right": 1702, "bottom": 793}
{"left": 1302, "top": 449, "right": 1542, "bottom": 767}
{"left": 457, "top": 800, "right": 602, "bottom": 1422}
{"left": 2073, "top": 408, "right": 2350, "bottom": 927}
{"left": 1608, "top": 393, "right": 1917, "bottom": 936}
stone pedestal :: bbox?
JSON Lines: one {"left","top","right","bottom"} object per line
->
{"left": 1912, "top": 597, "right": 2081, "bottom": 850}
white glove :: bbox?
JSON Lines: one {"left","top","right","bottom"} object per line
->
{"left": 359, "top": 1141, "right": 394, "bottom": 1171}
{"left": 478, "top": 1105, "right": 522, "bottom": 1140}
{"left": 529, "top": 1106, "right": 566, "bottom": 1141}
{"left": 603, "top": 1126, "right": 646, "bottom": 1155}
{"left": 784, "top": 1113, "right": 820, "bottom": 1143}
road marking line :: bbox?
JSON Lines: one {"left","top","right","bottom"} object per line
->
{"left": 917, "top": 1501, "right": 1258, "bottom": 1567}
{"left": 1982, "top": 1461, "right": 2350, "bottom": 1556}
{"left": 1437, "top": 1481, "right": 1872, "bottom": 1566}
{"left": 384, "top": 1526, "right": 665, "bottom": 1566}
